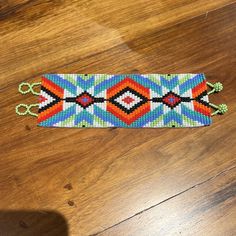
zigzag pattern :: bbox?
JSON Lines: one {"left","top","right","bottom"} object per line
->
{"left": 37, "top": 74, "right": 212, "bottom": 127}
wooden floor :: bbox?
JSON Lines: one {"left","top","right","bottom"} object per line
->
{"left": 0, "top": 0, "right": 236, "bottom": 235}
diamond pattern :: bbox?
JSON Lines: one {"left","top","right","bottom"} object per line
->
{"left": 38, "top": 74, "right": 212, "bottom": 127}
{"left": 162, "top": 91, "right": 182, "bottom": 108}
{"left": 75, "top": 92, "right": 94, "bottom": 108}
{"left": 106, "top": 78, "right": 150, "bottom": 124}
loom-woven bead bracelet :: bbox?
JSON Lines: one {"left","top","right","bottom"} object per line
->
{"left": 16, "top": 74, "right": 228, "bottom": 128}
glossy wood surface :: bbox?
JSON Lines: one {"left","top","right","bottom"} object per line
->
{"left": 0, "top": 0, "right": 236, "bottom": 235}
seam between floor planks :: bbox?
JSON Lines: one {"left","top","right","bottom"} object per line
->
{"left": 91, "top": 165, "right": 236, "bottom": 236}
{"left": 0, "top": 1, "right": 235, "bottom": 91}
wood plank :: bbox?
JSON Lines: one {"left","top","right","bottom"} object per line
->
{"left": 0, "top": 0, "right": 235, "bottom": 88}
{"left": 98, "top": 168, "right": 236, "bottom": 236}
{"left": 0, "top": 1, "right": 235, "bottom": 236}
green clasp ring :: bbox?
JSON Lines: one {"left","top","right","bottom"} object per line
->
{"left": 18, "top": 82, "right": 41, "bottom": 95}
{"left": 15, "top": 104, "right": 39, "bottom": 117}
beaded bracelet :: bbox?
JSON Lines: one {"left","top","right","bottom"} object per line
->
{"left": 16, "top": 74, "right": 227, "bottom": 128}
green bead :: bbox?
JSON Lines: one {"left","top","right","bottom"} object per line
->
{"left": 214, "top": 82, "right": 223, "bottom": 92}
{"left": 218, "top": 104, "right": 228, "bottom": 114}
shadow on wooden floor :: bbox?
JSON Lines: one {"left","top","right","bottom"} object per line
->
{"left": 0, "top": 210, "right": 68, "bottom": 236}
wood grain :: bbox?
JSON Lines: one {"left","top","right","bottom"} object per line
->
{"left": 0, "top": 1, "right": 236, "bottom": 236}
{"left": 99, "top": 168, "right": 236, "bottom": 236}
